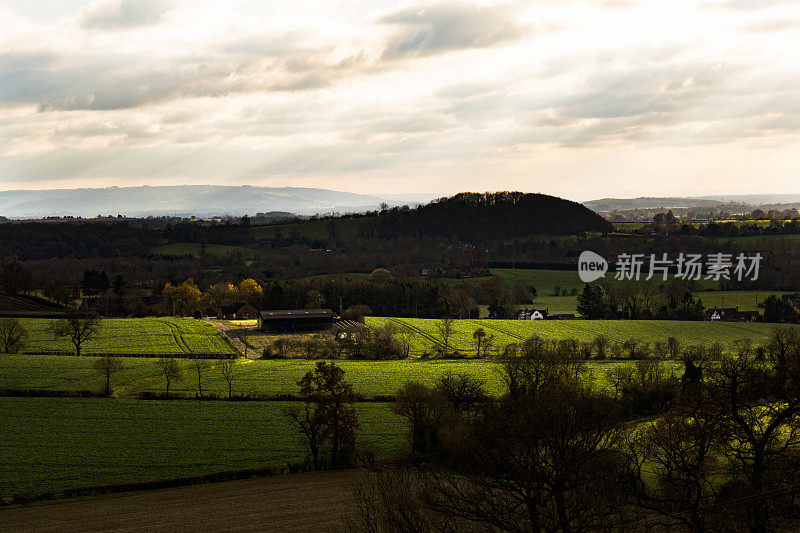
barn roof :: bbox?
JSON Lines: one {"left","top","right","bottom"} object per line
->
{"left": 259, "top": 309, "right": 335, "bottom": 319}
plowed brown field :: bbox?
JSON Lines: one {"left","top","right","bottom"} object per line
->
{"left": 0, "top": 471, "right": 365, "bottom": 532}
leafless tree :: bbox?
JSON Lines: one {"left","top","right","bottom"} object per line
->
{"left": 392, "top": 381, "right": 454, "bottom": 458}
{"left": 0, "top": 318, "right": 28, "bottom": 354}
{"left": 191, "top": 357, "right": 210, "bottom": 397}
{"left": 435, "top": 372, "right": 486, "bottom": 414}
{"left": 51, "top": 308, "right": 100, "bottom": 356}
{"left": 155, "top": 356, "right": 183, "bottom": 398}
{"left": 436, "top": 318, "right": 455, "bottom": 356}
{"left": 93, "top": 354, "right": 125, "bottom": 395}
{"left": 218, "top": 357, "right": 239, "bottom": 398}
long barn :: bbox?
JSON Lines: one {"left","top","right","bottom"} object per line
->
{"left": 257, "top": 309, "right": 336, "bottom": 333}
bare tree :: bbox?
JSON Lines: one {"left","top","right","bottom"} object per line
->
{"left": 436, "top": 318, "right": 455, "bottom": 356}
{"left": 155, "top": 356, "right": 183, "bottom": 398}
{"left": 472, "top": 328, "right": 486, "bottom": 356}
{"left": 426, "top": 381, "right": 630, "bottom": 532}
{"left": 593, "top": 334, "right": 609, "bottom": 359}
{"left": 0, "top": 318, "right": 28, "bottom": 354}
{"left": 93, "top": 354, "right": 125, "bottom": 395}
{"left": 623, "top": 392, "right": 721, "bottom": 531}
{"left": 51, "top": 308, "right": 100, "bottom": 356}
{"left": 286, "top": 403, "right": 326, "bottom": 471}
{"left": 392, "top": 382, "right": 453, "bottom": 458}
{"left": 218, "top": 357, "right": 239, "bottom": 398}
{"left": 705, "top": 343, "right": 800, "bottom": 533}
{"left": 191, "top": 357, "right": 210, "bottom": 397}
{"left": 434, "top": 372, "right": 486, "bottom": 414}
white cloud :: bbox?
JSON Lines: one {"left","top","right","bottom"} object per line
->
{"left": 79, "top": 0, "right": 174, "bottom": 30}
{"left": 0, "top": 0, "right": 799, "bottom": 197}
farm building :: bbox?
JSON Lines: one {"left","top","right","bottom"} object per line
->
{"left": 218, "top": 302, "right": 258, "bottom": 320}
{"left": 257, "top": 309, "right": 336, "bottom": 333}
{"left": 548, "top": 313, "right": 580, "bottom": 320}
{"left": 389, "top": 262, "right": 460, "bottom": 277}
{"left": 706, "top": 306, "right": 761, "bottom": 322}
{"left": 517, "top": 308, "right": 548, "bottom": 320}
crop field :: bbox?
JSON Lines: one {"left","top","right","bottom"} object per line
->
{"left": 0, "top": 397, "right": 404, "bottom": 498}
{"left": 15, "top": 317, "right": 236, "bottom": 355}
{"left": 369, "top": 317, "right": 794, "bottom": 356}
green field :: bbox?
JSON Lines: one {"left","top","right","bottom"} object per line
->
{"left": 155, "top": 242, "right": 262, "bottom": 259}
{"left": 0, "top": 354, "right": 671, "bottom": 399}
{"left": 491, "top": 268, "right": 722, "bottom": 296}
{"left": 15, "top": 317, "right": 236, "bottom": 355}
{"left": 0, "top": 397, "right": 404, "bottom": 498}
{"left": 696, "top": 290, "right": 784, "bottom": 311}
{"left": 721, "top": 234, "right": 800, "bottom": 246}
{"left": 492, "top": 268, "right": 587, "bottom": 295}
{"left": 486, "top": 290, "right": 784, "bottom": 317}
{"left": 369, "top": 317, "right": 793, "bottom": 356}
{"left": 0, "top": 356, "right": 507, "bottom": 397}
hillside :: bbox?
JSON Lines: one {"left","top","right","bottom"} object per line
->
{"left": 584, "top": 194, "right": 800, "bottom": 214}
{"left": 375, "top": 192, "right": 612, "bottom": 240}
{"left": 0, "top": 185, "right": 423, "bottom": 218}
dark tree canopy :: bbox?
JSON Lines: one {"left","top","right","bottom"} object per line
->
{"left": 376, "top": 192, "right": 612, "bottom": 241}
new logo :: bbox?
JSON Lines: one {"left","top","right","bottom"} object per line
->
{"left": 578, "top": 251, "right": 608, "bottom": 283}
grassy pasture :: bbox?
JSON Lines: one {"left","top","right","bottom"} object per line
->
{"left": 484, "top": 290, "right": 784, "bottom": 317}
{"left": 15, "top": 317, "right": 236, "bottom": 355}
{"left": 0, "top": 355, "right": 672, "bottom": 399}
{"left": 369, "top": 317, "right": 792, "bottom": 356}
{"left": 0, "top": 397, "right": 404, "bottom": 498}
{"left": 696, "top": 290, "right": 784, "bottom": 311}
{"left": 719, "top": 234, "right": 800, "bottom": 246}
{"left": 491, "top": 268, "right": 722, "bottom": 295}
{"left": 250, "top": 217, "right": 372, "bottom": 241}
{"left": 0, "top": 356, "right": 507, "bottom": 397}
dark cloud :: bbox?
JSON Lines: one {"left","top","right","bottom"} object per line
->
{"left": 80, "top": 0, "right": 173, "bottom": 30}
{"left": 380, "top": 3, "right": 525, "bottom": 60}
{"left": 0, "top": 49, "right": 363, "bottom": 111}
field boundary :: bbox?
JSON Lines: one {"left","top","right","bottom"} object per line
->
{"left": 1, "top": 464, "right": 291, "bottom": 506}
{"left": 20, "top": 351, "right": 238, "bottom": 358}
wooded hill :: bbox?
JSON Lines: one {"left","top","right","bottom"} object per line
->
{"left": 375, "top": 192, "right": 612, "bottom": 241}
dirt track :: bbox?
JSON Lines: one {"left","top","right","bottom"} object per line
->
{"left": 0, "top": 471, "right": 365, "bottom": 532}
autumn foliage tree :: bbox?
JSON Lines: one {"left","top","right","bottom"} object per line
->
{"left": 162, "top": 279, "right": 207, "bottom": 316}
{"left": 237, "top": 278, "right": 263, "bottom": 305}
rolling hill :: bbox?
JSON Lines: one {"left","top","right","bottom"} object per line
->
{"left": 0, "top": 185, "right": 425, "bottom": 218}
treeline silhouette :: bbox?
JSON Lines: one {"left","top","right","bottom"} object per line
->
{"left": 0, "top": 222, "right": 161, "bottom": 260}
{"left": 375, "top": 192, "right": 612, "bottom": 241}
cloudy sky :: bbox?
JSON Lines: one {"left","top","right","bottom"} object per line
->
{"left": 1, "top": 0, "right": 799, "bottom": 200}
